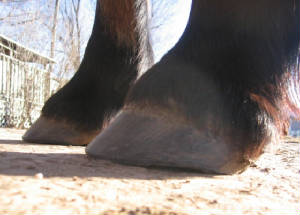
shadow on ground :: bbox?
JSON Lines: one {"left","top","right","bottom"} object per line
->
{"left": 0, "top": 139, "right": 214, "bottom": 179}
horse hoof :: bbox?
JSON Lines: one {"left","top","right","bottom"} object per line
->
{"left": 86, "top": 110, "right": 250, "bottom": 174}
{"left": 23, "top": 116, "right": 99, "bottom": 146}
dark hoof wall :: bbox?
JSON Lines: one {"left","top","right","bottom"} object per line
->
{"left": 23, "top": 116, "right": 99, "bottom": 146}
{"left": 86, "top": 111, "right": 249, "bottom": 174}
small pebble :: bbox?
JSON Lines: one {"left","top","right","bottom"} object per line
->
{"left": 34, "top": 173, "right": 44, "bottom": 179}
{"left": 72, "top": 176, "right": 79, "bottom": 181}
{"left": 209, "top": 200, "right": 218, "bottom": 204}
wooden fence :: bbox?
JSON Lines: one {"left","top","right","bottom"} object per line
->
{"left": 0, "top": 34, "right": 56, "bottom": 128}
{"left": 0, "top": 53, "right": 49, "bottom": 128}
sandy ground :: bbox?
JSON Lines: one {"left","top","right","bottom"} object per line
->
{"left": 0, "top": 128, "right": 299, "bottom": 215}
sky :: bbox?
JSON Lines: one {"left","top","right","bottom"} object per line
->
{"left": 0, "top": 0, "right": 95, "bottom": 58}
{"left": 150, "top": 0, "right": 192, "bottom": 62}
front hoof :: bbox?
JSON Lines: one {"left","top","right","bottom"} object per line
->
{"left": 23, "top": 116, "right": 100, "bottom": 146}
{"left": 86, "top": 111, "right": 250, "bottom": 174}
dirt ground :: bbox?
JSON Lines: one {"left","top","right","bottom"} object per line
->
{"left": 0, "top": 128, "right": 299, "bottom": 215}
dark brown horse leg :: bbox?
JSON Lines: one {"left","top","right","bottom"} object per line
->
{"left": 23, "top": 0, "right": 153, "bottom": 145}
{"left": 86, "top": 0, "right": 300, "bottom": 173}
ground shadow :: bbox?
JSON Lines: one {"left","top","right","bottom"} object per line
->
{"left": 0, "top": 139, "right": 86, "bottom": 146}
{"left": 0, "top": 139, "right": 26, "bottom": 145}
{"left": 0, "top": 139, "right": 215, "bottom": 180}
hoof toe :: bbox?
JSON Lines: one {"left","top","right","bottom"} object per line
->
{"left": 23, "top": 116, "right": 99, "bottom": 146}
